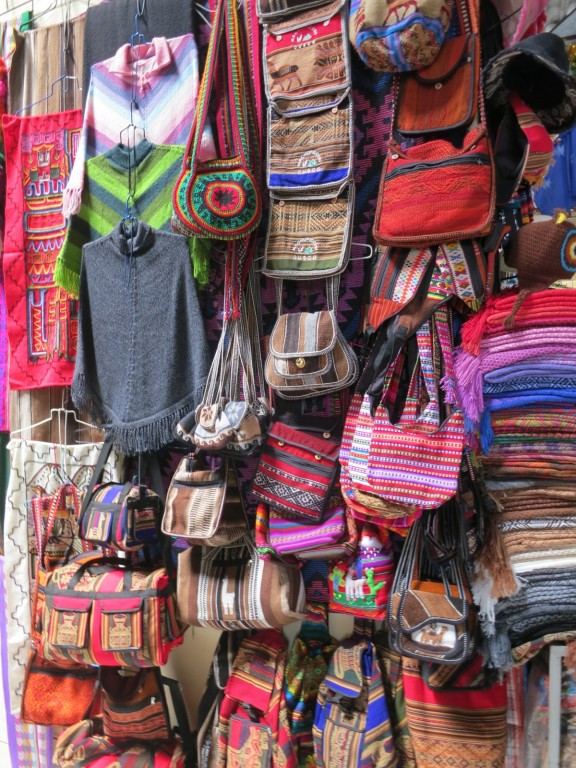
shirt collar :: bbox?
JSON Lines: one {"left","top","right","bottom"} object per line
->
{"left": 108, "top": 37, "right": 173, "bottom": 80}
{"left": 111, "top": 220, "right": 155, "bottom": 256}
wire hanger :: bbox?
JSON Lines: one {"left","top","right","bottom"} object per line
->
{"left": 14, "top": 73, "right": 80, "bottom": 115}
{"left": 10, "top": 405, "right": 96, "bottom": 438}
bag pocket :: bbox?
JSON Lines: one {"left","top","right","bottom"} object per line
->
{"left": 227, "top": 715, "right": 273, "bottom": 768}
{"left": 47, "top": 596, "right": 91, "bottom": 650}
{"left": 263, "top": 187, "right": 354, "bottom": 278}
{"left": 267, "top": 97, "right": 353, "bottom": 192}
{"left": 97, "top": 598, "right": 144, "bottom": 652}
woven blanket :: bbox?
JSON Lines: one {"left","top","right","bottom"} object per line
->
{"left": 461, "top": 288, "right": 576, "bottom": 355}
{"left": 4, "top": 439, "right": 123, "bottom": 714}
{"left": 484, "top": 360, "right": 576, "bottom": 384}
{"left": 2, "top": 110, "right": 82, "bottom": 390}
{"left": 490, "top": 407, "right": 576, "bottom": 435}
{"left": 484, "top": 461, "right": 576, "bottom": 480}
{"left": 484, "top": 376, "right": 576, "bottom": 395}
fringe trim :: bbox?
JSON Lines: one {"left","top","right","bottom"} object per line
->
{"left": 62, "top": 186, "right": 82, "bottom": 219}
{"left": 54, "top": 259, "right": 81, "bottom": 299}
{"left": 72, "top": 375, "right": 205, "bottom": 456}
{"left": 453, "top": 347, "right": 484, "bottom": 425}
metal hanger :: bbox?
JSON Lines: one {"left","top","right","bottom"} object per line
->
{"left": 14, "top": 73, "right": 80, "bottom": 115}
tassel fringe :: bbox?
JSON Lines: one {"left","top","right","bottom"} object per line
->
{"left": 62, "top": 186, "right": 83, "bottom": 220}
{"left": 53, "top": 259, "right": 81, "bottom": 299}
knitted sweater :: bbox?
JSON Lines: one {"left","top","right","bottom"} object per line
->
{"left": 72, "top": 222, "right": 210, "bottom": 455}
{"left": 55, "top": 140, "right": 209, "bottom": 297}
{"left": 63, "top": 34, "right": 214, "bottom": 218}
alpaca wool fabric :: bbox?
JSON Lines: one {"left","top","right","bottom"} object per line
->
{"left": 72, "top": 222, "right": 210, "bottom": 455}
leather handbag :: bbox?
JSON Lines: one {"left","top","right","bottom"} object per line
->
{"left": 265, "top": 277, "right": 358, "bottom": 399}
{"left": 171, "top": 0, "right": 261, "bottom": 240}
{"left": 38, "top": 553, "right": 185, "bottom": 668}
{"left": 161, "top": 454, "right": 246, "bottom": 546}
{"left": 387, "top": 505, "right": 478, "bottom": 665}
{"left": 344, "top": 307, "right": 466, "bottom": 511}
{"left": 176, "top": 534, "right": 307, "bottom": 630}
{"left": 349, "top": 0, "right": 454, "bottom": 73}
{"left": 251, "top": 414, "right": 342, "bottom": 520}
{"left": 21, "top": 650, "right": 101, "bottom": 727}
{"left": 100, "top": 667, "right": 171, "bottom": 743}
{"left": 263, "top": 185, "right": 354, "bottom": 279}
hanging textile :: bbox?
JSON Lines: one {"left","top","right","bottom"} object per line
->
{"left": 0, "top": 56, "right": 7, "bottom": 431}
{"left": 3, "top": 438, "right": 124, "bottom": 714}
{"left": 0, "top": 555, "right": 52, "bottom": 768}
{"left": 2, "top": 109, "right": 82, "bottom": 390}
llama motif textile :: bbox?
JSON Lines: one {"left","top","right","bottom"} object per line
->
{"left": 2, "top": 110, "right": 82, "bottom": 389}
{"left": 3, "top": 438, "right": 123, "bottom": 714}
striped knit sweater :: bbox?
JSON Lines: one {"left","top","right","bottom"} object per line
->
{"left": 63, "top": 34, "right": 214, "bottom": 218}
{"left": 55, "top": 141, "right": 208, "bottom": 296}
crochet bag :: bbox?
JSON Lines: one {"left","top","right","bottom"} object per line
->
{"left": 21, "top": 651, "right": 100, "bottom": 727}
{"left": 387, "top": 506, "right": 478, "bottom": 665}
{"left": 176, "top": 534, "right": 307, "bottom": 630}
{"left": 350, "top": 0, "right": 454, "bottom": 73}
{"left": 161, "top": 454, "right": 246, "bottom": 546}
{"left": 313, "top": 626, "right": 398, "bottom": 767}
{"left": 344, "top": 308, "right": 466, "bottom": 511}
{"left": 251, "top": 415, "right": 342, "bottom": 521}
{"left": 263, "top": 186, "right": 354, "bottom": 279}
{"left": 172, "top": 0, "right": 261, "bottom": 239}
{"left": 265, "top": 278, "right": 358, "bottom": 399}
{"left": 328, "top": 523, "right": 395, "bottom": 620}
{"left": 38, "top": 553, "right": 184, "bottom": 668}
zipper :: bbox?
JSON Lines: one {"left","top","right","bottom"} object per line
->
{"left": 264, "top": 445, "right": 336, "bottom": 477}
{"left": 386, "top": 152, "right": 490, "bottom": 181}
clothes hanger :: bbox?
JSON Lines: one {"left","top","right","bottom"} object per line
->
{"left": 10, "top": 406, "right": 96, "bottom": 438}
{"left": 14, "top": 73, "right": 80, "bottom": 115}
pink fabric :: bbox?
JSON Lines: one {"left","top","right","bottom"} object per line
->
{"left": 492, "top": 0, "right": 548, "bottom": 47}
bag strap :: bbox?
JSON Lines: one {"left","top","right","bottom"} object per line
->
{"left": 274, "top": 275, "right": 340, "bottom": 315}
{"left": 183, "top": 0, "right": 251, "bottom": 171}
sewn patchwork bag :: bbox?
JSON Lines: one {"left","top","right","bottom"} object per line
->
{"left": 313, "top": 634, "right": 398, "bottom": 767}
{"left": 264, "top": 1, "right": 351, "bottom": 103}
{"left": 349, "top": 0, "right": 454, "bottom": 73}
{"left": 176, "top": 535, "right": 306, "bottom": 630}
{"left": 267, "top": 97, "right": 353, "bottom": 192}
{"left": 263, "top": 187, "right": 354, "bottom": 278}
{"left": 39, "top": 554, "right": 184, "bottom": 667}
{"left": 251, "top": 418, "right": 341, "bottom": 520}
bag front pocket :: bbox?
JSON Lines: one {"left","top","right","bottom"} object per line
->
{"left": 97, "top": 598, "right": 144, "bottom": 652}
{"left": 47, "top": 596, "right": 91, "bottom": 650}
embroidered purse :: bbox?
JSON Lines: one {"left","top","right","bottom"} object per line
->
{"left": 172, "top": 0, "right": 261, "bottom": 240}
{"left": 161, "top": 454, "right": 246, "bottom": 546}
{"left": 251, "top": 415, "right": 342, "bottom": 520}
{"left": 387, "top": 506, "right": 478, "bottom": 665}
{"left": 263, "top": 186, "right": 354, "bottom": 278}
{"left": 266, "top": 96, "right": 353, "bottom": 193}
{"left": 264, "top": 1, "right": 351, "bottom": 104}
{"left": 349, "top": 0, "right": 454, "bottom": 73}
{"left": 265, "top": 278, "right": 358, "bottom": 399}
{"left": 176, "top": 534, "right": 307, "bottom": 630}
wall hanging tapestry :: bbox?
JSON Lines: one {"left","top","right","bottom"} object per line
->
{"left": 2, "top": 110, "right": 82, "bottom": 390}
{"left": 3, "top": 438, "right": 123, "bottom": 714}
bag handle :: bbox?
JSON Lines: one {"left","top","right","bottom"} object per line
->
{"left": 274, "top": 275, "right": 340, "bottom": 315}
{"left": 183, "top": 0, "right": 251, "bottom": 171}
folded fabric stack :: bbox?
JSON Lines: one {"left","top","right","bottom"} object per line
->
{"left": 455, "top": 288, "right": 576, "bottom": 667}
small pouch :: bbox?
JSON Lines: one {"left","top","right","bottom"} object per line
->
{"left": 267, "top": 96, "right": 353, "bottom": 193}
{"left": 265, "top": 278, "right": 358, "bottom": 399}
{"left": 396, "top": 34, "right": 479, "bottom": 135}
{"left": 328, "top": 523, "right": 394, "bottom": 620}
{"left": 263, "top": 186, "right": 354, "bottom": 278}
{"left": 162, "top": 454, "right": 246, "bottom": 546}
{"left": 251, "top": 416, "right": 341, "bottom": 520}
{"left": 264, "top": 0, "right": 351, "bottom": 104}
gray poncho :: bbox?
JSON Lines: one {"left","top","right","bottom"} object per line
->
{"left": 72, "top": 221, "right": 209, "bottom": 455}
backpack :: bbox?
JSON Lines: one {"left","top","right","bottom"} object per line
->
{"left": 214, "top": 628, "right": 297, "bottom": 768}
{"left": 313, "top": 630, "right": 398, "bottom": 768}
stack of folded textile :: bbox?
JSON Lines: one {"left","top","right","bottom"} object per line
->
{"left": 454, "top": 288, "right": 576, "bottom": 667}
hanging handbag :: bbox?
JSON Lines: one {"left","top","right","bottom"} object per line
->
{"left": 79, "top": 440, "right": 161, "bottom": 552}
{"left": 171, "top": 0, "right": 261, "bottom": 240}
{"left": 21, "top": 650, "right": 101, "bottom": 727}
{"left": 161, "top": 453, "right": 246, "bottom": 546}
{"left": 396, "top": 0, "right": 480, "bottom": 134}
{"left": 100, "top": 667, "right": 171, "bottom": 743}
{"left": 387, "top": 505, "right": 478, "bottom": 665}
{"left": 251, "top": 413, "right": 342, "bottom": 520}
{"left": 345, "top": 307, "right": 466, "bottom": 511}
{"left": 265, "top": 277, "right": 358, "bottom": 399}
{"left": 349, "top": 0, "right": 454, "bottom": 73}
{"left": 262, "top": 186, "right": 354, "bottom": 279}
{"left": 176, "top": 533, "right": 307, "bottom": 630}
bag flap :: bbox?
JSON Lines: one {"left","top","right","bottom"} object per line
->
{"left": 268, "top": 0, "right": 342, "bottom": 33}
{"left": 52, "top": 596, "right": 92, "bottom": 613}
{"left": 413, "top": 35, "right": 472, "bottom": 85}
{"left": 399, "top": 588, "right": 467, "bottom": 632}
{"left": 267, "top": 420, "right": 340, "bottom": 460}
{"left": 98, "top": 598, "right": 143, "bottom": 614}
{"left": 172, "top": 455, "right": 226, "bottom": 487}
{"left": 323, "top": 642, "right": 365, "bottom": 698}
{"left": 225, "top": 630, "right": 286, "bottom": 711}
{"left": 270, "top": 311, "right": 337, "bottom": 358}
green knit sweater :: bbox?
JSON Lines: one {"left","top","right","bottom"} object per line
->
{"left": 55, "top": 140, "right": 208, "bottom": 296}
